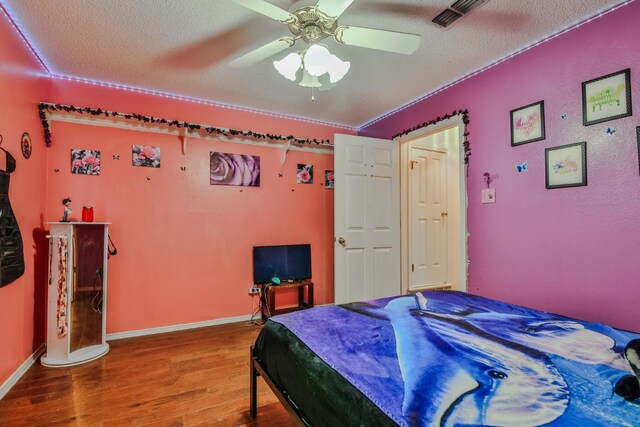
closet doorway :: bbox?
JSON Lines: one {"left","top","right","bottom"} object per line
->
{"left": 399, "top": 117, "right": 467, "bottom": 293}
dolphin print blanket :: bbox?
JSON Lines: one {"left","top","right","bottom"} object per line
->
{"left": 263, "top": 291, "right": 640, "bottom": 426}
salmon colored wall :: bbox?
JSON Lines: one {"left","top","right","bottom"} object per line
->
{"left": 0, "top": 10, "right": 50, "bottom": 388}
{"left": 44, "top": 80, "right": 350, "bottom": 333}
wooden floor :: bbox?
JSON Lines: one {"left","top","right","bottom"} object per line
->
{"left": 0, "top": 322, "right": 295, "bottom": 426}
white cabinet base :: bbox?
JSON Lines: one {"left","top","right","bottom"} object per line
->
{"left": 41, "top": 344, "right": 110, "bottom": 367}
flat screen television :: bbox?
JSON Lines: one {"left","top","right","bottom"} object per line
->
{"left": 253, "top": 244, "right": 311, "bottom": 284}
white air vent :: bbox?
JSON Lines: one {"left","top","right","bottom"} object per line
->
{"left": 432, "top": 9, "right": 463, "bottom": 28}
{"left": 451, "top": 0, "right": 486, "bottom": 15}
{"left": 432, "top": 0, "right": 489, "bottom": 29}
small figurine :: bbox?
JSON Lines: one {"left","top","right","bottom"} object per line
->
{"left": 62, "top": 198, "right": 72, "bottom": 222}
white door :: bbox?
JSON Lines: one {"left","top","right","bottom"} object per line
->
{"left": 410, "top": 147, "right": 448, "bottom": 289}
{"left": 334, "top": 134, "right": 400, "bottom": 304}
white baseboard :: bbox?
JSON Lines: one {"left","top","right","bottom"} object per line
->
{"left": 106, "top": 314, "right": 254, "bottom": 341}
{"left": 0, "top": 343, "right": 46, "bottom": 401}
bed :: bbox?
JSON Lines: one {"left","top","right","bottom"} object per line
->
{"left": 249, "top": 291, "right": 640, "bottom": 426}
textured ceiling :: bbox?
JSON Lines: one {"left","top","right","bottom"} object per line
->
{"left": 1, "top": 0, "right": 631, "bottom": 127}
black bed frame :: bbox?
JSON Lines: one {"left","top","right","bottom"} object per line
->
{"left": 249, "top": 345, "right": 307, "bottom": 426}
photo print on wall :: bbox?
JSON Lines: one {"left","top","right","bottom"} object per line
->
{"left": 132, "top": 145, "right": 161, "bottom": 168}
{"left": 71, "top": 149, "right": 100, "bottom": 175}
{"left": 325, "top": 170, "right": 334, "bottom": 189}
{"left": 582, "top": 68, "right": 632, "bottom": 126}
{"left": 545, "top": 142, "right": 587, "bottom": 189}
{"left": 297, "top": 164, "right": 313, "bottom": 184}
{"left": 510, "top": 100, "right": 545, "bottom": 146}
{"left": 210, "top": 152, "right": 260, "bottom": 187}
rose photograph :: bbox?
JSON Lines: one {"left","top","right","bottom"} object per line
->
{"left": 71, "top": 149, "right": 101, "bottom": 175}
{"left": 325, "top": 170, "right": 334, "bottom": 189}
{"left": 132, "top": 145, "right": 161, "bottom": 168}
{"left": 297, "top": 164, "right": 313, "bottom": 184}
{"left": 210, "top": 151, "right": 260, "bottom": 187}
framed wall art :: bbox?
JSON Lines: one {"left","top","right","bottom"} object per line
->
{"left": 637, "top": 126, "right": 640, "bottom": 175}
{"left": 210, "top": 152, "right": 260, "bottom": 187}
{"left": 71, "top": 149, "right": 101, "bottom": 175}
{"left": 545, "top": 142, "right": 587, "bottom": 189}
{"left": 132, "top": 145, "right": 161, "bottom": 168}
{"left": 21, "top": 132, "right": 32, "bottom": 159}
{"left": 582, "top": 68, "right": 632, "bottom": 126}
{"left": 510, "top": 100, "right": 545, "bottom": 146}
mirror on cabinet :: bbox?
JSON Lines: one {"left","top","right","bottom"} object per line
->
{"left": 42, "top": 222, "right": 110, "bottom": 367}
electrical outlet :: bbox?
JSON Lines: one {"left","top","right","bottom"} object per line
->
{"left": 248, "top": 287, "right": 260, "bottom": 295}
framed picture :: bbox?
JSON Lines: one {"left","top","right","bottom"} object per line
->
{"left": 582, "top": 68, "right": 632, "bottom": 126}
{"left": 510, "top": 100, "right": 545, "bottom": 146}
{"left": 71, "top": 149, "right": 101, "bottom": 175}
{"left": 637, "top": 126, "right": 640, "bottom": 175}
{"left": 132, "top": 145, "right": 161, "bottom": 168}
{"left": 297, "top": 164, "right": 313, "bottom": 184}
{"left": 210, "top": 152, "right": 260, "bottom": 187}
{"left": 21, "top": 132, "right": 32, "bottom": 159}
{"left": 324, "top": 170, "right": 334, "bottom": 189}
{"left": 545, "top": 142, "right": 587, "bottom": 189}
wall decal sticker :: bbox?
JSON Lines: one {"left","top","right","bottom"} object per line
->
{"left": 606, "top": 127, "right": 616, "bottom": 136}
{"left": 515, "top": 161, "right": 528, "bottom": 173}
{"left": 560, "top": 113, "right": 568, "bottom": 119}
{"left": 210, "top": 152, "right": 260, "bottom": 187}
{"left": 71, "top": 149, "right": 101, "bottom": 175}
{"left": 132, "top": 145, "right": 161, "bottom": 168}
{"left": 297, "top": 164, "right": 313, "bottom": 184}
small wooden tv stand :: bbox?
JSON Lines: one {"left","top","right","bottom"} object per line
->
{"left": 258, "top": 281, "right": 314, "bottom": 321}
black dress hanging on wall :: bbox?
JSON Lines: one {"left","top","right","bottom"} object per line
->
{"left": 0, "top": 148, "right": 25, "bottom": 287}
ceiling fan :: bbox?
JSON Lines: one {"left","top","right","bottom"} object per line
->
{"left": 229, "top": 0, "right": 421, "bottom": 70}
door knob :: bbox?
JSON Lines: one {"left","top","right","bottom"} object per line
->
{"left": 441, "top": 211, "right": 448, "bottom": 217}
{"left": 338, "top": 237, "right": 346, "bottom": 247}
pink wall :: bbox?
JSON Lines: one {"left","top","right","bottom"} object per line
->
{"left": 362, "top": 2, "right": 640, "bottom": 332}
{"left": 44, "top": 80, "right": 348, "bottom": 333}
{"left": 0, "top": 10, "right": 50, "bottom": 387}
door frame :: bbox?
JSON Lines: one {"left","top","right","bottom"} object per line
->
{"left": 397, "top": 116, "right": 468, "bottom": 293}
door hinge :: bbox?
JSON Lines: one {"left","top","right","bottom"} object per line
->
{"left": 411, "top": 264, "right": 414, "bottom": 272}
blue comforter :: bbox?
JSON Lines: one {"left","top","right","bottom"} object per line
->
{"left": 269, "top": 291, "right": 640, "bottom": 426}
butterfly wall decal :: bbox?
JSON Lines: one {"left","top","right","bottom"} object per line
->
{"left": 560, "top": 113, "right": 568, "bottom": 119}
{"left": 180, "top": 166, "right": 186, "bottom": 171}
{"left": 515, "top": 161, "right": 528, "bottom": 173}
{"left": 606, "top": 127, "right": 616, "bottom": 136}
{"left": 112, "top": 155, "right": 120, "bottom": 160}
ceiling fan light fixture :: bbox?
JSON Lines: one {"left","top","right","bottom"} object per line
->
{"left": 273, "top": 52, "right": 302, "bottom": 81}
{"left": 303, "top": 44, "right": 332, "bottom": 77}
{"left": 299, "top": 70, "right": 322, "bottom": 88}
{"left": 326, "top": 55, "right": 350, "bottom": 83}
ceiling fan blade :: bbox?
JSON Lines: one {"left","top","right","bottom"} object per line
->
{"left": 315, "top": 0, "right": 354, "bottom": 19}
{"left": 231, "top": 0, "right": 295, "bottom": 23}
{"left": 229, "top": 37, "right": 296, "bottom": 68}
{"left": 334, "top": 26, "right": 420, "bottom": 55}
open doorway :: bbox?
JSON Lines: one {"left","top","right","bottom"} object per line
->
{"left": 398, "top": 116, "right": 467, "bottom": 293}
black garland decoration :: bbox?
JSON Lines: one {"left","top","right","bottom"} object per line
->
{"left": 392, "top": 109, "right": 471, "bottom": 164}
{"left": 38, "top": 103, "right": 333, "bottom": 147}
